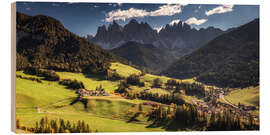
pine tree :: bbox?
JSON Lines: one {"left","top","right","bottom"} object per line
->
{"left": 34, "top": 121, "right": 39, "bottom": 132}
{"left": 16, "top": 119, "right": 21, "bottom": 129}
{"left": 86, "top": 124, "right": 90, "bottom": 132}
{"left": 138, "top": 104, "right": 143, "bottom": 112}
{"left": 81, "top": 120, "right": 86, "bottom": 132}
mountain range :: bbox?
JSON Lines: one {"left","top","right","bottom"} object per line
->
{"left": 89, "top": 19, "right": 226, "bottom": 57}
{"left": 163, "top": 19, "right": 259, "bottom": 88}
{"left": 16, "top": 11, "right": 259, "bottom": 88}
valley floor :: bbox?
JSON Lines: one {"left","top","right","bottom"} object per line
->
{"left": 16, "top": 77, "right": 164, "bottom": 132}
{"left": 15, "top": 62, "right": 260, "bottom": 133}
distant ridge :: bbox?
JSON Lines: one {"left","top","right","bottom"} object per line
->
{"left": 111, "top": 41, "right": 177, "bottom": 71}
{"left": 163, "top": 19, "right": 259, "bottom": 88}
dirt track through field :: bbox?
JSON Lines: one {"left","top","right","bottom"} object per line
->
{"left": 219, "top": 91, "right": 238, "bottom": 108}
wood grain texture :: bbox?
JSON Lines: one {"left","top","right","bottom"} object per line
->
{"left": 11, "top": 2, "right": 16, "bottom": 133}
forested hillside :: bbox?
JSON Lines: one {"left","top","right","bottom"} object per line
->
{"left": 112, "top": 41, "right": 176, "bottom": 72}
{"left": 163, "top": 19, "right": 259, "bottom": 88}
{"left": 16, "top": 12, "right": 127, "bottom": 74}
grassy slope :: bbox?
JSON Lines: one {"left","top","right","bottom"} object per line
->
{"left": 141, "top": 74, "right": 171, "bottom": 84}
{"left": 17, "top": 62, "right": 257, "bottom": 132}
{"left": 56, "top": 72, "right": 119, "bottom": 93}
{"left": 16, "top": 78, "right": 77, "bottom": 109}
{"left": 16, "top": 113, "right": 163, "bottom": 132}
{"left": 110, "top": 62, "right": 141, "bottom": 77}
{"left": 225, "top": 86, "right": 259, "bottom": 107}
{"left": 16, "top": 71, "right": 164, "bottom": 132}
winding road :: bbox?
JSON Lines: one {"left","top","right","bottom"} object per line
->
{"left": 219, "top": 91, "right": 238, "bottom": 108}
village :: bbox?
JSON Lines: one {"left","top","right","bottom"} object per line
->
{"left": 73, "top": 81, "right": 258, "bottom": 122}
{"left": 190, "top": 88, "right": 258, "bottom": 121}
{"left": 76, "top": 87, "right": 110, "bottom": 97}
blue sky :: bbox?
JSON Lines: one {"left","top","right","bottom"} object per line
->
{"left": 16, "top": 2, "right": 259, "bottom": 36}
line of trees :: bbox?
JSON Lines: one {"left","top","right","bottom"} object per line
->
{"left": 208, "top": 109, "right": 259, "bottom": 130}
{"left": 106, "top": 69, "right": 123, "bottom": 81}
{"left": 126, "top": 74, "right": 145, "bottom": 87}
{"left": 24, "top": 67, "right": 60, "bottom": 81}
{"left": 16, "top": 117, "right": 96, "bottom": 133}
{"left": 147, "top": 104, "right": 259, "bottom": 131}
{"left": 153, "top": 78, "right": 163, "bottom": 88}
{"left": 147, "top": 104, "right": 205, "bottom": 127}
{"left": 59, "top": 79, "right": 85, "bottom": 90}
{"left": 125, "top": 92, "right": 185, "bottom": 106}
{"left": 16, "top": 74, "right": 42, "bottom": 83}
{"left": 115, "top": 74, "right": 145, "bottom": 93}
{"left": 165, "top": 79, "right": 206, "bottom": 98}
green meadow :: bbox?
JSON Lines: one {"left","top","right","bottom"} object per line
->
{"left": 225, "top": 86, "right": 259, "bottom": 107}
{"left": 16, "top": 78, "right": 77, "bottom": 108}
{"left": 16, "top": 62, "right": 258, "bottom": 133}
{"left": 16, "top": 65, "right": 166, "bottom": 132}
{"left": 56, "top": 72, "right": 119, "bottom": 93}
{"left": 110, "top": 62, "right": 141, "bottom": 77}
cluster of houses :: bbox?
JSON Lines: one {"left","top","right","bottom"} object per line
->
{"left": 142, "top": 101, "right": 159, "bottom": 107}
{"left": 238, "top": 103, "right": 257, "bottom": 111}
{"left": 190, "top": 100, "right": 221, "bottom": 114}
{"left": 76, "top": 88, "right": 110, "bottom": 97}
{"left": 140, "top": 89, "right": 151, "bottom": 94}
{"left": 190, "top": 98, "right": 258, "bottom": 120}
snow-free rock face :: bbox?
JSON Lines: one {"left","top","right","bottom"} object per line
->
{"left": 91, "top": 19, "right": 159, "bottom": 49}
{"left": 158, "top": 22, "right": 225, "bottom": 50}
{"left": 90, "top": 19, "right": 225, "bottom": 53}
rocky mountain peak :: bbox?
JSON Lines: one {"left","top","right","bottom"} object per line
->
{"left": 90, "top": 18, "right": 225, "bottom": 54}
{"left": 108, "top": 21, "right": 123, "bottom": 32}
{"left": 129, "top": 19, "right": 139, "bottom": 24}
{"left": 96, "top": 25, "right": 107, "bottom": 34}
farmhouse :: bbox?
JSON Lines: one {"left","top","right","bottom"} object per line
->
{"left": 76, "top": 88, "right": 110, "bottom": 97}
{"left": 142, "top": 101, "right": 158, "bottom": 107}
{"left": 238, "top": 103, "right": 257, "bottom": 111}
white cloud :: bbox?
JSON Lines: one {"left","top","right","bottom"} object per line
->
{"left": 154, "top": 26, "right": 163, "bottom": 33}
{"left": 205, "top": 5, "right": 234, "bottom": 16}
{"left": 185, "top": 17, "right": 207, "bottom": 25}
{"left": 169, "top": 19, "right": 181, "bottom": 26}
{"left": 106, "top": 8, "right": 149, "bottom": 22}
{"left": 150, "top": 4, "right": 187, "bottom": 17}
{"left": 117, "top": 3, "right": 123, "bottom": 6}
{"left": 105, "top": 4, "right": 187, "bottom": 22}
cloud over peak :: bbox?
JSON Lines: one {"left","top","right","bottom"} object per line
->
{"left": 169, "top": 19, "right": 181, "bottom": 26}
{"left": 105, "top": 4, "right": 187, "bottom": 22}
{"left": 150, "top": 4, "right": 187, "bottom": 17}
{"left": 106, "top": 8, "right": 148, "bottom": 22}
{"left": 205, "top": 5, "right": 234, "bottom": 16}
{"left": 185, "top": 17, "right": 207, "bottom": 25}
